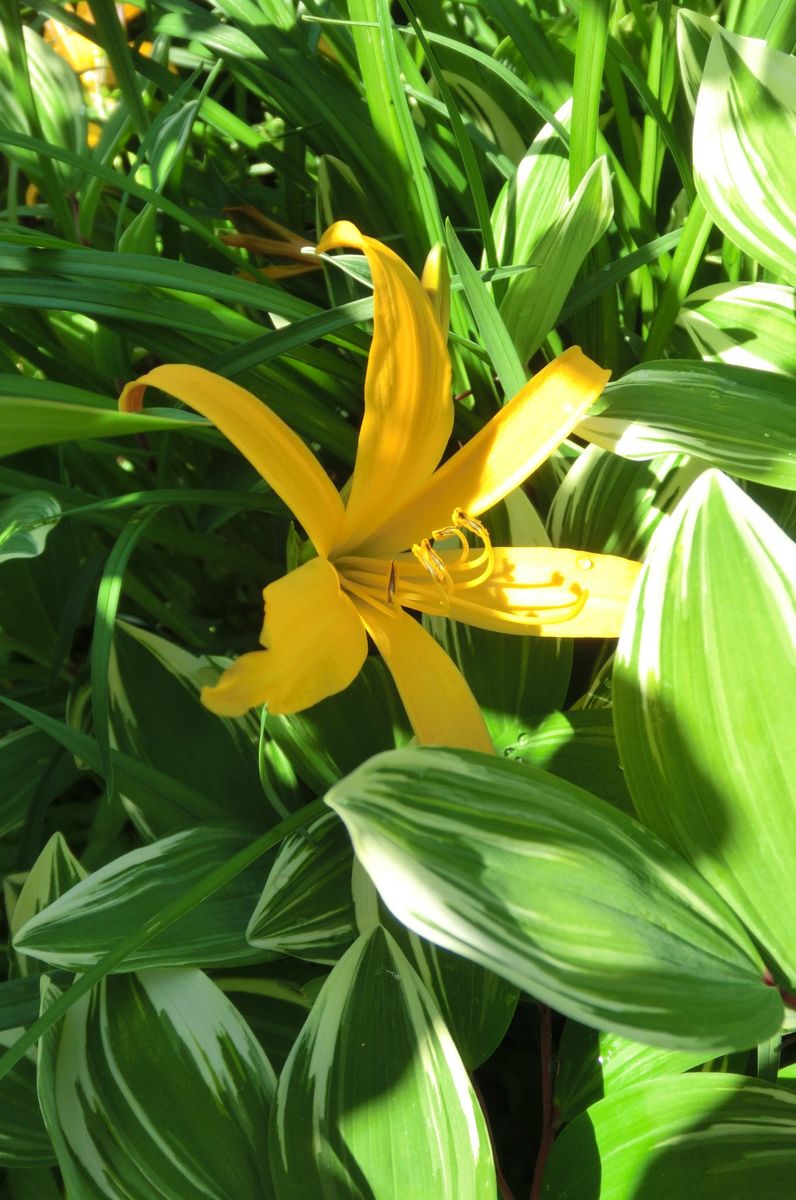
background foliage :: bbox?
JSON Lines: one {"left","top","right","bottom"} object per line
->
{"left": 1, "top": 0, "right": 795, "bottom": 1196}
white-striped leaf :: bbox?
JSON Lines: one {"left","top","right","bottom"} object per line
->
{"left": 38, "top": 970, "right": 276, "bottom": 1200}
{"left": 9, "top": 833, "right": 85, "bottom": 977}
{"left": 694, "top": 29, "right": 796, "bottom": 284}
{"left": 0, "top": 493, "right": 60, "bottom": 565}
{"left": 14, "top": 826, "right": 275, "bottom": 972}
{"left": 247, "top": 810, "right": 356, "bottom": 964}
{"left": 555, "top": 1022, "right": 713, "bottom": 1122}
{"left": 676, "top": 8, "right": 718, "bottom": 114}
{"left": 0, "top": 1027, "right": 54, "bottom": 1167}
{"left": 268, "top": 926, "right": 496, "bottom": 1199}
{"left": 327, "top": 748, "right": 783, "bottom": 1051}
{"left": 499, "top": 156, "right": 614, "bottom": 362}
{"left": 579, "top": 362, "right": 796, "bottom": 489}
{"left": 386, "top": 923, "right": 519, "bottom": 1070}
{"left": 679, "top": 282, "right": 796, "bottom": 375}
{"left": 614, "top": 471, "right": 796, "bottom": 987}
{"left": 548, "top": 445, "right": 705, "bottom": 561}
{"left": 543, "top": 1074, "right": 796, "bottom": 1198}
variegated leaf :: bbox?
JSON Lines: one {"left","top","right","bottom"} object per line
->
{"left": 247, "top": 810, "right": 356, "bottom": 964}
{"left": 543, "top": 1074, "right": 796, "bottom": 1197}
{"left": 548, "top": 445, "right": 705, "bottom": 561}
{"left": 555, "top": 1021, "right": 713, "bottom": 1122}
{"left": 499, "top": 156, "right": 614, "bottom": 362}
{"left": 9, "top": 833, "right": 85, "bottom": 977}
{"left": 327, "top": 748, "right": 783, "bottom": 1051}
{"left": 679, "top": 283, "right": 796, "bottom": 375}
{"left": 0, "top": 493, "right": 60, "bottom": 565}
{"left": 38, "top": 970, "right": 276, "bottom": 1200}
{"left": 694, "top": 29, "right": 796, "bottom": 284}
{"left": 614, "top": 471, "right": 796, "bottom": 987}
{"left": 14, "top": 826, "right": 275, "bottom": 972}
{"left": 579, "top": 362, "right": 796, "bottom": 489}
{"left": 269, "top": 926, "right": 496, "bottom": 1198}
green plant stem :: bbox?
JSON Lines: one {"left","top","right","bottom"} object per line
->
{"left": 0, "top": 796, "right": 327, "bottom": 1085}
{"left": 643, "top": 197, "right": 713, "bottom": 361}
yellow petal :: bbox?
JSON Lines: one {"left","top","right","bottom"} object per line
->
{"left": 316, "top": 221, "right": 453, "bottom": 556}
{"left": 119, "top": 364, "right": 344, "bottom": 557}
{"left": 201, "top": 557, "right": 367, "bottom": 716}
{"left": 439, "top": 547, "right": 641, "bottom": 637}
{"left": 351, "top": 598, "right": 493, "bottom": 752}
{"left": 357, "top": 348, "right": 610, "bottom": 558}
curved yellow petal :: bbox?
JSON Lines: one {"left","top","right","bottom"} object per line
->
{"left": 317, "top": 221, "right": 453, "bottom": 556}
{"left": 352, "top": 597, "right": 493, "bottom": 752}
{"left": 430, "top": 547, "right": 641, "bottom": 637}
{"left": 119, "top": 364, "right": 344, "bottom": 557}
{"left": 201, "top": 558, "right": 367, "bottom": 716}
{"left": 357, "top": 348, "right": 610, "bottom": 558}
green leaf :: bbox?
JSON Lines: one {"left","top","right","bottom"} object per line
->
{"left": 14, "top": 826, "right": 276, "bottom": 973}
{"left": 579, "top": 362, "right": 796, "bottom": 489}
{"left": 694, "top": 29, "right": 796, "bottom": 284}
{"left": 38, "top": 970, "right": 276, "bottom": 1200}
{"left": 268, "top": 926, "right": 496, "bottom": 1198}
{"left": 548, "top": 445, "right": 705, "bottom": 562}
{"left": 265, "top": 658, "right": 410, "bottom": 794}
{"left": 614, "top": 471, "right": 796, "bottom": 987}
{"left": 543, "top": 1073, "right": 796, "bottom": 1198}
{"left": 327, "top": 747, "right": 783, "bottom": 1051}
{"left": 555, "top": 1022, "right": 714, "bottom": 1122}
{"left": 9, "top": 833, "right": 85, "bottom": 978}
{"left": 109, "top": 621, "right": 266, "bottom": 836}
{"left": 0, "top": 1027, "right": 54, "bottom": 1167}
{"left": 679, "top": 282, "right": 796, "bottom": 375}
{"left": 0, "top": 493, "right": 60, "bottom": 565}
{"left": 499, "top": 156, "right": 613, "bottom": 362}
{"left": 675, "top": 8, "right": 718, "bottom": 115}
{"left": 247, "top": 811, "right": 356, "bottom": 964}
{"left": 0, "top": 395, "right": 206, "bottom": 458}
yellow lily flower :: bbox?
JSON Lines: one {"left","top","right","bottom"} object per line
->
{"left": 119, "top": 221, "right": 640, "bottom": 753}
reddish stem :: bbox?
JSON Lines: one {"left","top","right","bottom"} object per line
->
{"left": 529, "top": 1005, "right": 557, "bottom": 1200}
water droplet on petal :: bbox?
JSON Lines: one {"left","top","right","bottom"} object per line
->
{"left": 577, "top": 556, "right": 594, "bottom": 571}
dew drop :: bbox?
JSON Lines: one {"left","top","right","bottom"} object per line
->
{"left": 577, "top": 556, "right": 594, "bottom": 571}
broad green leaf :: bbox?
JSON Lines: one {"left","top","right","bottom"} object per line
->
{"left": 543, "top": 1073, "right": 796, "bottom": 1198}
{"left": 387, "top": 925, "right": 519, "bottom": 1071}
{"left": 327, "top": 747, "right": 783, "bottom": 1051}
{"left": 247, "top": 811, "right": 356, "bottom": 964}
{"left": 14, "top": 826, "right": 275, "bottom": 973}
{"left": 499, "top": 156, "right": 614, "bottom": 362}
{"left": 38, "top": 971, "right": 276, "bottom": 1200}
{"left": 614, "top": 471, "right": 796, "bottom": 987}
{"left": 548, "top": 446, "right": 705, "bottom": 561}
{"left": 502, "top": 710, "right": 634, "bottom": 814}
{"left": 679, "top": 283, "right": 796, "bottom": 375}
{"left": 265, "top": 658, "right": 410, "bottom": 794}
{"left": 676, "top": 9, "right": 718, "bottom": 114}
{"left": 579, "top": 362, "right": 796, "bottom": 489}
{"left": 555, "top": 1022, "right": 713, "bottom": 1121}
{"left": 0, "top": 1027, "right": 54, "bottom": 1167}
{"left": 0, "top": 493, "right": 60, "bottom": 565}
{"left": 10, "top": 833, "right": 85, "bottom": 978}
{"left": 694, "top": 29, "right": 796, "bottom": 284}
{"left": 268, "top": 926, "right": 496, "bottom": 1198}
{"left": 110, "top": 622, "right": 266, "bottom": 836}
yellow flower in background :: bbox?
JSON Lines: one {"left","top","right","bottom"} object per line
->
{"left": 120, "top": 221, "right": 640, "bottom": 752}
